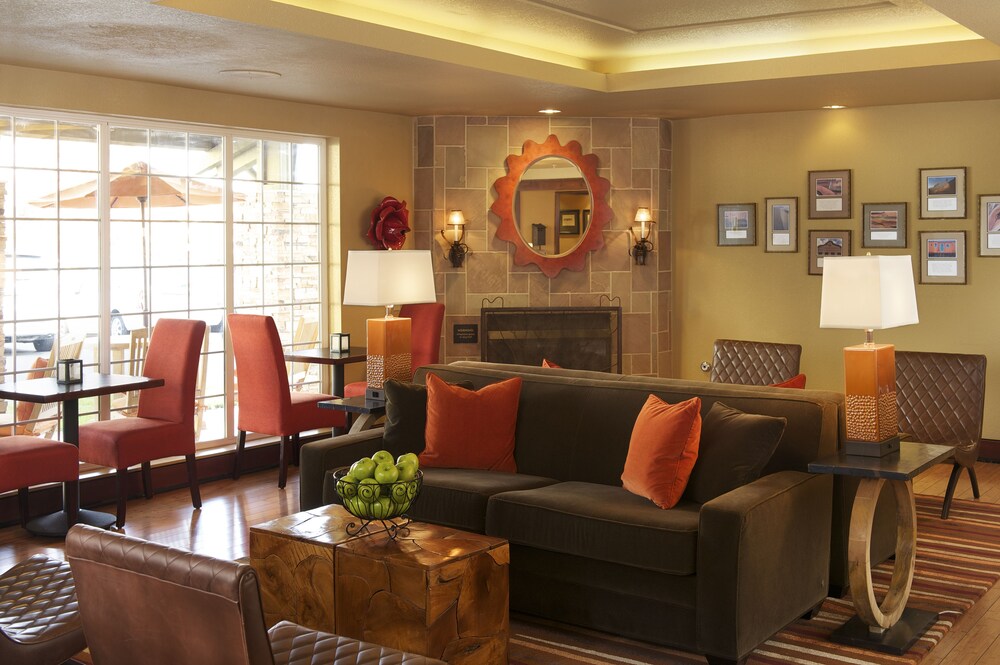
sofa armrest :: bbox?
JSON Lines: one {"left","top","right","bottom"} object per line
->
{"left": 298, "top": 429, "right": 387, "bottom": 511}
{"left": 696, "top": 470, "right": 832, "bottom": 662}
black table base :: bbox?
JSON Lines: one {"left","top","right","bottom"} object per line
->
{"left": 26, "top": 508, "right": 117, "bottom": 538}
{"left": 831, "top": 608, "right": 938, "bottom": 655}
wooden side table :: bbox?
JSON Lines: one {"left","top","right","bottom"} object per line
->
{"left": 251, "top": 508, "right": 509, "bottom": 664}
{"left": 319, "top": 395, "right": 387, "bottom": 434}
{"left": 249, "top": 505, "right": 386, "bottom": 632}
{"left": 809, "top": 441, "right": 954, "bottom": 654}
{"left": 335, "top": 522, "right": 509, "bottom": 665}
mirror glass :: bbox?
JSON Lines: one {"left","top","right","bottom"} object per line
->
{"left": 514, "top": 157, "right": 591, "bottom": 256}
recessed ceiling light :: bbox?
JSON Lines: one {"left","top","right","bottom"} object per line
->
{"left": 823, "top": 105, "right": 847, "bottom": 110}
{"left": 538, "top": 108, "right": 561, "bottom": 115}
{"left": 219, "top": 69, "right": 282, "bottom": 79}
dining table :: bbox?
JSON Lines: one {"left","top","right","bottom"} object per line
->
{"left": 283, "top": 346, "right": 367, "bottom": 399}
{"left": 0, "top": 373, "right": 165, "bottom": 536}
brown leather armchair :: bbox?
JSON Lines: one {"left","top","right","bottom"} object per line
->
{"left": 65, "top": 525, "right": 445, "bottom": 665}
{"left": 896, "top": 350, "right": 987, "bottom": 519}
{"left": 710, "top": 338, "right": 802, "bottom": 385}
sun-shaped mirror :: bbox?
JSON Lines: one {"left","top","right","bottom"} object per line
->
{"left": 492, "top": 135, "right": 611, "bottom": 278}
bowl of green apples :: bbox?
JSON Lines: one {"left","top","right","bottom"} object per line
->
{"left": 334, "top": 450, "right": 422, "bottom": 521}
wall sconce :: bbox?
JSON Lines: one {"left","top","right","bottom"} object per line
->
{"left": 330, "top": 332, "right": 351, "bottom": 353}
{"left": 441, "top": 210, "right": 469, "bottom": 268}
{"left": 56, "top": 358, "right": 83, "bottom": 385}
{"left": 629, "top": 208, "right": 655, "bottom": 265}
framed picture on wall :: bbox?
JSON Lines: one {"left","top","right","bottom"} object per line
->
{"left": 979, "top": 194, "right": 1000, "bottom": 257}
{"left": 862, "top": 202, "right": 907, "bottom": 248}
{"left": 920, "top": 230, "right": 966, "bottom": 284}
{"left": 919, "top": 167, "right": 967, "bottom": 219}
{"left": 808, "top": 229, "right": 852, "bottom": 275}
{"left": 765, "top": 197, "right": 798, "bottom": 252}
{"left": 559, "top": 210, "right": 580, "bottom": 234}
{"left": 808, "top": 169, "right": 852, "bottom": 219}
{"left": 717, "top": 203, "right": 757, "bottom": 246}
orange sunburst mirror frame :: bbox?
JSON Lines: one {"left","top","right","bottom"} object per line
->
{"left": 491, "top": 135, "right": 612, "bottom": 278}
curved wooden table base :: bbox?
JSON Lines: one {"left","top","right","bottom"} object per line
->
{"left": 847, "top": 478, "right": 917, "bottom": 632}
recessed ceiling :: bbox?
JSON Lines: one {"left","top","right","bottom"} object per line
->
{"left": 1, "top": 0, "right": 999, "bottom": 118}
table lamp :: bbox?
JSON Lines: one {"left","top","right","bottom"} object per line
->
{"left": 820, "top": 255, "right": 919, "bottom": 456}
{"left": 343, "top": 249, "right": 436, "bottom": 401}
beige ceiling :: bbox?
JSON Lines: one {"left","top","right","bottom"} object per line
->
{"left": 2, "top": 0, "right": 1000, "bottom": 118}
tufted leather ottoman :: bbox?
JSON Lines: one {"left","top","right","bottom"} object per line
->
{"left": 0, "top": 554, "right": 86, "bottom": 665}
{"left": 268, "top": 621, "right": 444, "bottom": 665}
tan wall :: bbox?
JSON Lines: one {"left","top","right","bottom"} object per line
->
{"left": 412, "top": 116, "right": 672, "bottom": 376}
{"left": 673, "top": 99, "right": 1000, "bottom": 438}
{"left": 0, "top": 64, "right": 414, "bottom": 385}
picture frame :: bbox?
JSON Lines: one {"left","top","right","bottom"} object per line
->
{"left": 808, "top": 169, "right": 851, "bottom": 219}
{"left": 583, "top": 209, "right": 591, "bottom": 229}
{"left": 559, "top": 209, "right": 580, "bottom": 235}
{"left": 765, "top": 197, "right": 798, "bottom": 252}
{"left": 716, "top": 203, "right": 757, "bottom": 246}
{"left": 862, "top": 202, "right": 907, "bottom": 248}
{"left": 808, "top": 229, "right": 852, "bottom": 275}
{"left": 919, "top": 167, "right": 967, "bottom": 219}
{"left": 920, "top": 230, "right": 966, "bottom": 284}
{"left": 978, "top": 194, "right": 1000, "bottom": 257}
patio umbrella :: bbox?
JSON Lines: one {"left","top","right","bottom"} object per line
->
{"left": 32, "top": 161, "right": 236, "bottom": 326}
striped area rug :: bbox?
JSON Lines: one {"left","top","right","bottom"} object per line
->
{"left": 509, "top": 494, "right": 1000, "bottom": 665}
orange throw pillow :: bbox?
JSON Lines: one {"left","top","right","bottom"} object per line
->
{"left": 421, "top": 373, "right": 522, "bottom": 472}
{"left": 541, "top": 359, "right": 561, "bottom": 368}
{"left": 621, "top": 395, "right": 702, "bottom": 509}
{"left": 771, "top": 373, "right": 807, "bottom": 389}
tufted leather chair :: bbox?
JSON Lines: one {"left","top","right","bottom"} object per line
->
{"left": 710, "top": 339, "right": 802, "bottom": 385}
{"left": 0, "top": 554, "right": 86, "bottom": 665}
{"left": 65, "top": 525, "right": 444, "bottom": 665}
{"left": 896, "top": 350, "right": 987, "bottom": 519}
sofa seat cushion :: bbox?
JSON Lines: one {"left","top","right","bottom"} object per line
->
{"left": 408, "top": 468, "right": 559, "bottom": 533}
{"left": 486, "top": 481, "right": 701, "bottom": 575}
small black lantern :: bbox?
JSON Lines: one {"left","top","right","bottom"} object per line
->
{"left": 56, "top": 358, "right": 83, "bottom": 385}
{"left": 331, "top": 332, "right": 351, "bottom": 353}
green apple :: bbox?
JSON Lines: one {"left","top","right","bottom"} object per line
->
{"left": 395, "top": 460, "right": 417, "bottom": 482}
{"left": 389, "top": 482, "right": 409, "bottom": 504}
{"left": 350, "top": 457, "right": 376, "bottom": 480}
{"left": 373, "top": 461, "right": 399, "bottom": 484}
{"left": 372, "top": 450, "right": 395, "bottom": 466}
{"left": 372, "top": 496, "right": 393, "bottom": 519}
{"left": 337, "top": 472, "right": 358, "bottom": 498}
{"left": 357, "top": 477, "right": 381, "bottom": 502}
{"left": 396, "top": 452, "right": 419, "bottom": 470}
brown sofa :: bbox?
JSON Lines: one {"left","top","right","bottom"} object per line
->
{"left": 300, "top": 362, "right": 867, "bottom": 664}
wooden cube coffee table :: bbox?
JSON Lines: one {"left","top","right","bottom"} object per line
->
{"left": 250, "top": 506, "right": 509, "bottom": 665}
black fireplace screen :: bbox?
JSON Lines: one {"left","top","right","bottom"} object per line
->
{"left": 480, "top": 307, "right": 622, "bottom": 373}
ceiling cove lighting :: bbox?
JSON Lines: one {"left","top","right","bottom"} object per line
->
{"left": 823, "top": 105, "right": 847, "bottom": 109}
{"left": 538, "top": 108, "right": 561, "bottom": 115}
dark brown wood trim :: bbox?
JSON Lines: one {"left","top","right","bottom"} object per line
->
{"left": 979, "top": 439, "right": 1000, "bottom": 463}
{"left": 0, "top": 438, "right": 296, "bottom": 528}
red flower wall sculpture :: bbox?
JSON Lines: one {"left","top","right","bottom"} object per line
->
{"left": 367, "top": 196, "right": 410, "bottom": 250}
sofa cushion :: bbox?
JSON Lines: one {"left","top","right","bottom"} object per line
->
{"left": 486, "top": 481, "right": 701, "bottom": 575}
{"left": 771, "top": 373, "right": 807, "bottom": 389}
{"left": 381, "top": 379, "right": 473, "bottom": 457}
{"left": 684, "top": 402, "right": 786, "bottom": 504}
{"left": 421, "top": 373, "right": 521, "bottom": 472}
{"left": 408, "top": 468, "right": 558, "bottom": 533}
{"left": 621, "top": 395, "right": 702, "bottom": 509}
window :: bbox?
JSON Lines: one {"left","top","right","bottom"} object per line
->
{"left": 0, "top": 108, "right": 327, "bottom": 446}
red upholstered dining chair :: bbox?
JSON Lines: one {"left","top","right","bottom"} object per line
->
{"left": 78, "top": 318, "right": 206, "bottom": 528}
{"left": 343, "top": 302, "right": 445, "bottom": 398}
{"left": 228, "top": 314, "right": 346, "bottom": 489}
{"left": 0, "top": 436, "right": 79, "bottom": 530}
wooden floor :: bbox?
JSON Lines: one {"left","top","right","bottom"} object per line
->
{"left": 1, "top": 461, "right": 999, "bottom": 664}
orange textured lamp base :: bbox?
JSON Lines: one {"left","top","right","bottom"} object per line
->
{"left": 844, "top": 343, "right": 900, "bottom": 457}
{"left": 365, "top": 316, "right": 412, "bottom": 401}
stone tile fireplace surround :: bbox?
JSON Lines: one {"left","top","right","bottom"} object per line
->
{"left": 411, "top": 116, "right": 672, "bottom": 377}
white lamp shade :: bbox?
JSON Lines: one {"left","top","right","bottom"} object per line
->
{"left": 819, "top": 255, "right": 919, "bottom": 330}
{"left": 343, "top": 250, "right": 436, "bottom": 307}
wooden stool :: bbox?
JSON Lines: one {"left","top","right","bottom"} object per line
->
{"left": 0, "top": 436, "right": 79, "bottom": 529}
{"left": 0, "top": 555, "right": 86, "bottom": 664}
